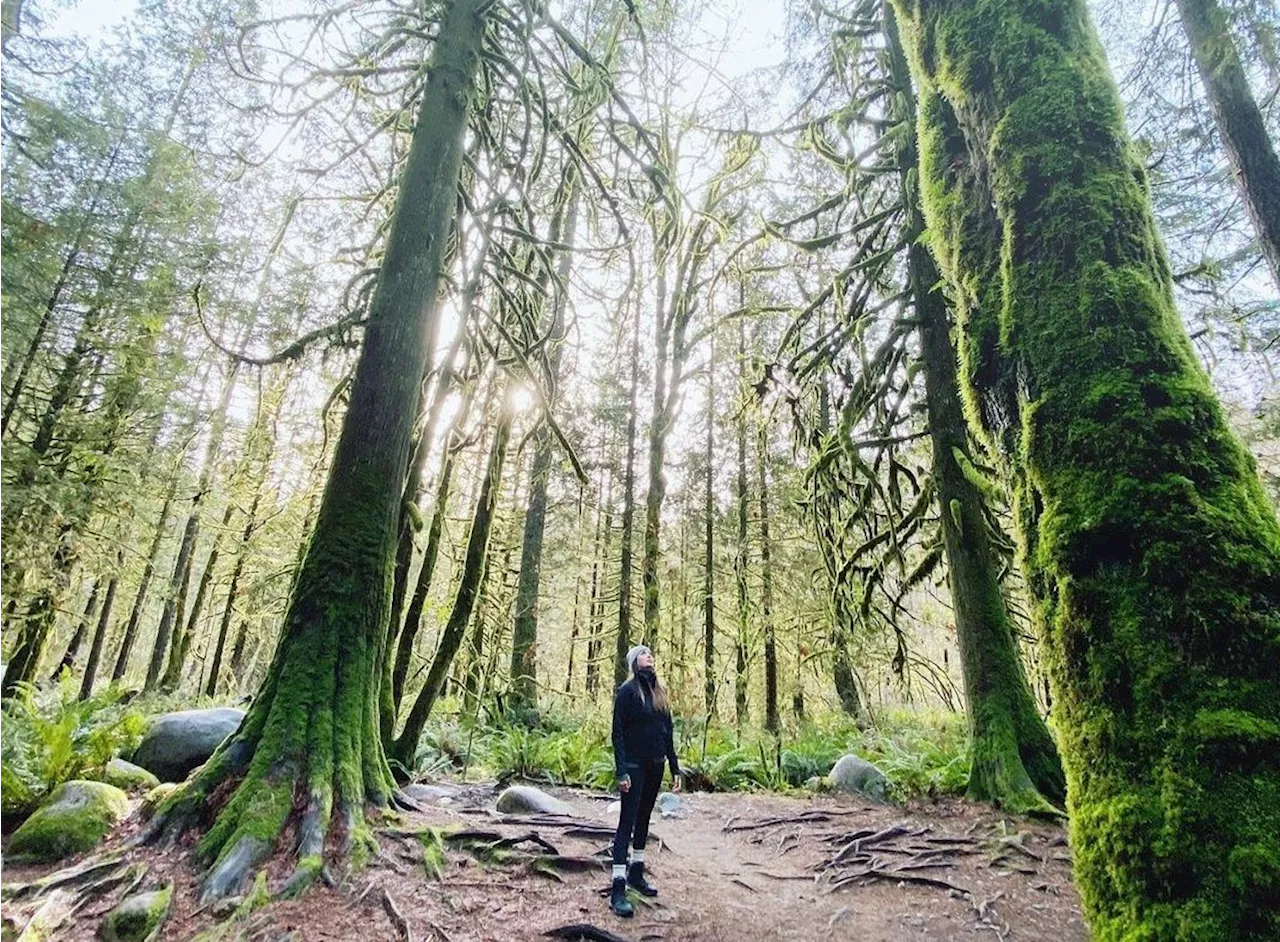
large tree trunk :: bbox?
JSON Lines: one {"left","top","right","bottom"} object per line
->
{"left": 885, "top": 1, "right": 1064, "bottom": 814}
{"left": 893, "top": 0, "right": 1280, "bottom": 936}
{"left": 148, "top": 0, "right": 489, "bottom": 900}
{"left": 1175, "top": 0, "right": 1280, "bottom": 290}
{"left": 393, "top": 403, "right": 514, "bottom": 766}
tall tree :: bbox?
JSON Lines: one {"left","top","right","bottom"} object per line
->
{"left": 893, "top": 0, "right": 1280, "bottom": 935}
{"left": 1174, "top": 0, "right": 1280, "bottom": 290}
{"left": 885, "top": 1, "right": 1065, "bottom": 813}
{"left": 148, "top": 0, "right": 492, "bottom": 897}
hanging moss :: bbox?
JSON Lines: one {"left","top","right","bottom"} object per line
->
{"left": 892, "top": 0, "right": 1280, "bottom": 937}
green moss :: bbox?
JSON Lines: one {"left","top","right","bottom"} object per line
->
{"left": 8, "top": 780, "right": 129, "bottom": 861}
{"left": 99, "top": 884, "right": 172, "bottom": 942}
{"left": 893, "top": 0, "right": 1280, "bottom": 936}
{"left": 99, "top": 758, "right": 160, "bottom": 794}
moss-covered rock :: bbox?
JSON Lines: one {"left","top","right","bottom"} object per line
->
{"left": 99, "top": 758, "right": 161, "bottom": 794}
{"left": 7, "top": 780, "right": 129, "bottom": 862}
{"left": 98, "top": 884, "right": 172, "bottom": 942}
{"left": 138, "top": 783, "right": 177, "bottom": 821}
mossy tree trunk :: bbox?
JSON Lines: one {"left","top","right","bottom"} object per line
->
{"left": 892, "top": 0, "right": 1280, "bottom": 936}
{"left": 884, "top": 1, "right": 1064, "bottom": 814}
{"left": 393, "top": 401, "right": 514, "bottom": 767}
{"left": 1175, "top": 0, "right": 1280, "bottom": 290}
{"left": 150, "top": 0, "right": 490, "bottom": 899}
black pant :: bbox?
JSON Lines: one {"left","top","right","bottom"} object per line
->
{"left": 612, "top": 758, "right": 665, "bottom": 865}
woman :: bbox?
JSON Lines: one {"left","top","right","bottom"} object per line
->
{"left": 609, "top": 644, "right": 681, "bottom": 918}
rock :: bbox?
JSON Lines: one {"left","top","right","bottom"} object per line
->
{"left": 494, "top": 785, "right": 573, "bottom": 816}
{"left": 138, "top": 783, "right": 177, "bottom": 821}
{"left": 8, "top": 781, "right": 130, "bottom": 862}
{"left": 98, "top": 885, "right": 172, "bottom": 942}
{"left": 657, "top": 792, "right": 681, "bottom": 818}
{"left": 403, "top": 783, "right": 459, "bottom": 805}
{"left": 828, "top": 754, "right": 889, "bottom": 801}
{"left": 100, "top": 758, "right": 160, "bottom": 794}
{"left": 130, "top": 707, "right": 244, "bottom": 782}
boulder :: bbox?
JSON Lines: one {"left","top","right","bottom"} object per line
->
{"left": 8, "top": 781, "right": 129, "bottom": 861}
{"left": 100, "top": 758, "right": 160, "bottom": 794}
{"left": 494, "top": 785, "right": 573, "bottom": 816}
{"left": 130, "top": 707, "right": 244, "bottom": 782}
{"left": 403, "top": 783, "right": 459, "bottom": 805}
{"left": 657, "top": 791, "right": 681, "bottom": 818}
{"left": 828, "top": 754, "right": 889, "bottom": 801}
{"left": 98, "top": 885, "right": 172, "bottom": 942}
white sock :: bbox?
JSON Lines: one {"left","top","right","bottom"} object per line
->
{"left": 612, "top": 864, "right": 627, "bottom": 881}
{"left": 629, "top": 849, "right": 645, "bottom": 865}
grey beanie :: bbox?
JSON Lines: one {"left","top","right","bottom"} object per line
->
{"left": 625, "top": 644, "right": 652, "bottom": 674}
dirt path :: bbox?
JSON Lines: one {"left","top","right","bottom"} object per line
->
{"left": 2, "top": 786, "right": 1088, "bottom": 941}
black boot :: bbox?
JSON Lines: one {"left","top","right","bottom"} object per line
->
{"left": 628, "top": 862, "right": 658, "bottom": 897}
{"left": 610, "top": 878, "right": 634, "bottom": 917}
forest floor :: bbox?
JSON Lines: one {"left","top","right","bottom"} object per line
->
{"left": 2, "top": 784, "right": 1088, "bottom": 942}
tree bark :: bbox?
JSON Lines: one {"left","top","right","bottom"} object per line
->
{"left": 148, "top": 0, "right": 490, "bottom": 899}
{"left": 1175, "top": 0, "right": 1280, "bottom": 290}
{"left": 885, "top": 1, "right": 1064, "bottom": 814}
{"left": 892, "top": 0, "right": 1280, "bottom": 935}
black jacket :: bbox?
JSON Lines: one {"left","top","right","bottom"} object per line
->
{"left": 611, "top": 677, "right": 680, "bottom": 780}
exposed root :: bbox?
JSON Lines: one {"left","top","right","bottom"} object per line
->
{"left": 381, "top": 889, "right": 412, "bottom": 942}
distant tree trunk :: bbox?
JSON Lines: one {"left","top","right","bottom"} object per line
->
{"left": 112, "top": 476, "right": 178, "bottom": 682}
{"left": 79, "top": 552, "right": 122, "bottom": 700}
{"left": 49, "top": 580, "right": 100, "bottom": 681}
{"left": 885, "top": 2, "right": 1064, "bottom": 814}
{"left": 616, "top": 285, "right": 642, "bottom": 686}
{"left": 585, "top": 463, "right": 614, "bottom": 700}
{"left": 393, "top": 402, "right": 514, "bottom": 767}
{"left": 1175, "top": 0, "right": 1280, "bottom": 290}
{"left": 149, "top": 369, "right": 239, "bottom": 692}
{"left": 387, "top": 383, "right": 476, "bottom": 734}
{"left": 149, "top": 0, "right": 490, "bottom": 898}
{"left": 510, "top": 181, "right": 579, "bottom": 712}
{"left": 758, "top": 425, "right": 778, "bottom": 735}
{"left": 733, "top": 318, "right": 750, "bottom": 728}
{"left": 703, "top": 331, "right": 717, "bottom": 720}
{"left": 893, "top": 0, "right": 1280, "bottom": 934}
{"left": 206, "top": 488, "right": 261, "bottom": 699}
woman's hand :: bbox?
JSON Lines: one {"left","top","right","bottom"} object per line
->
{"left": 618, "top": 774, "right": 631, "bottom": 794}
{"left": 671, "top": 774, "right": 682, "bottom": 793}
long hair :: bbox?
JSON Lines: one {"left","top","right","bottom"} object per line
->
{"left": 636, "top": 669, "right": 670, "bottom": 715}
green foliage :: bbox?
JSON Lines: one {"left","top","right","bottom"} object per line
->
{"left": 0, "top": 676, "right": 145, "bottom": 821}
{"left": 406, "top": 708, "right": 970, "bottom": 801}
